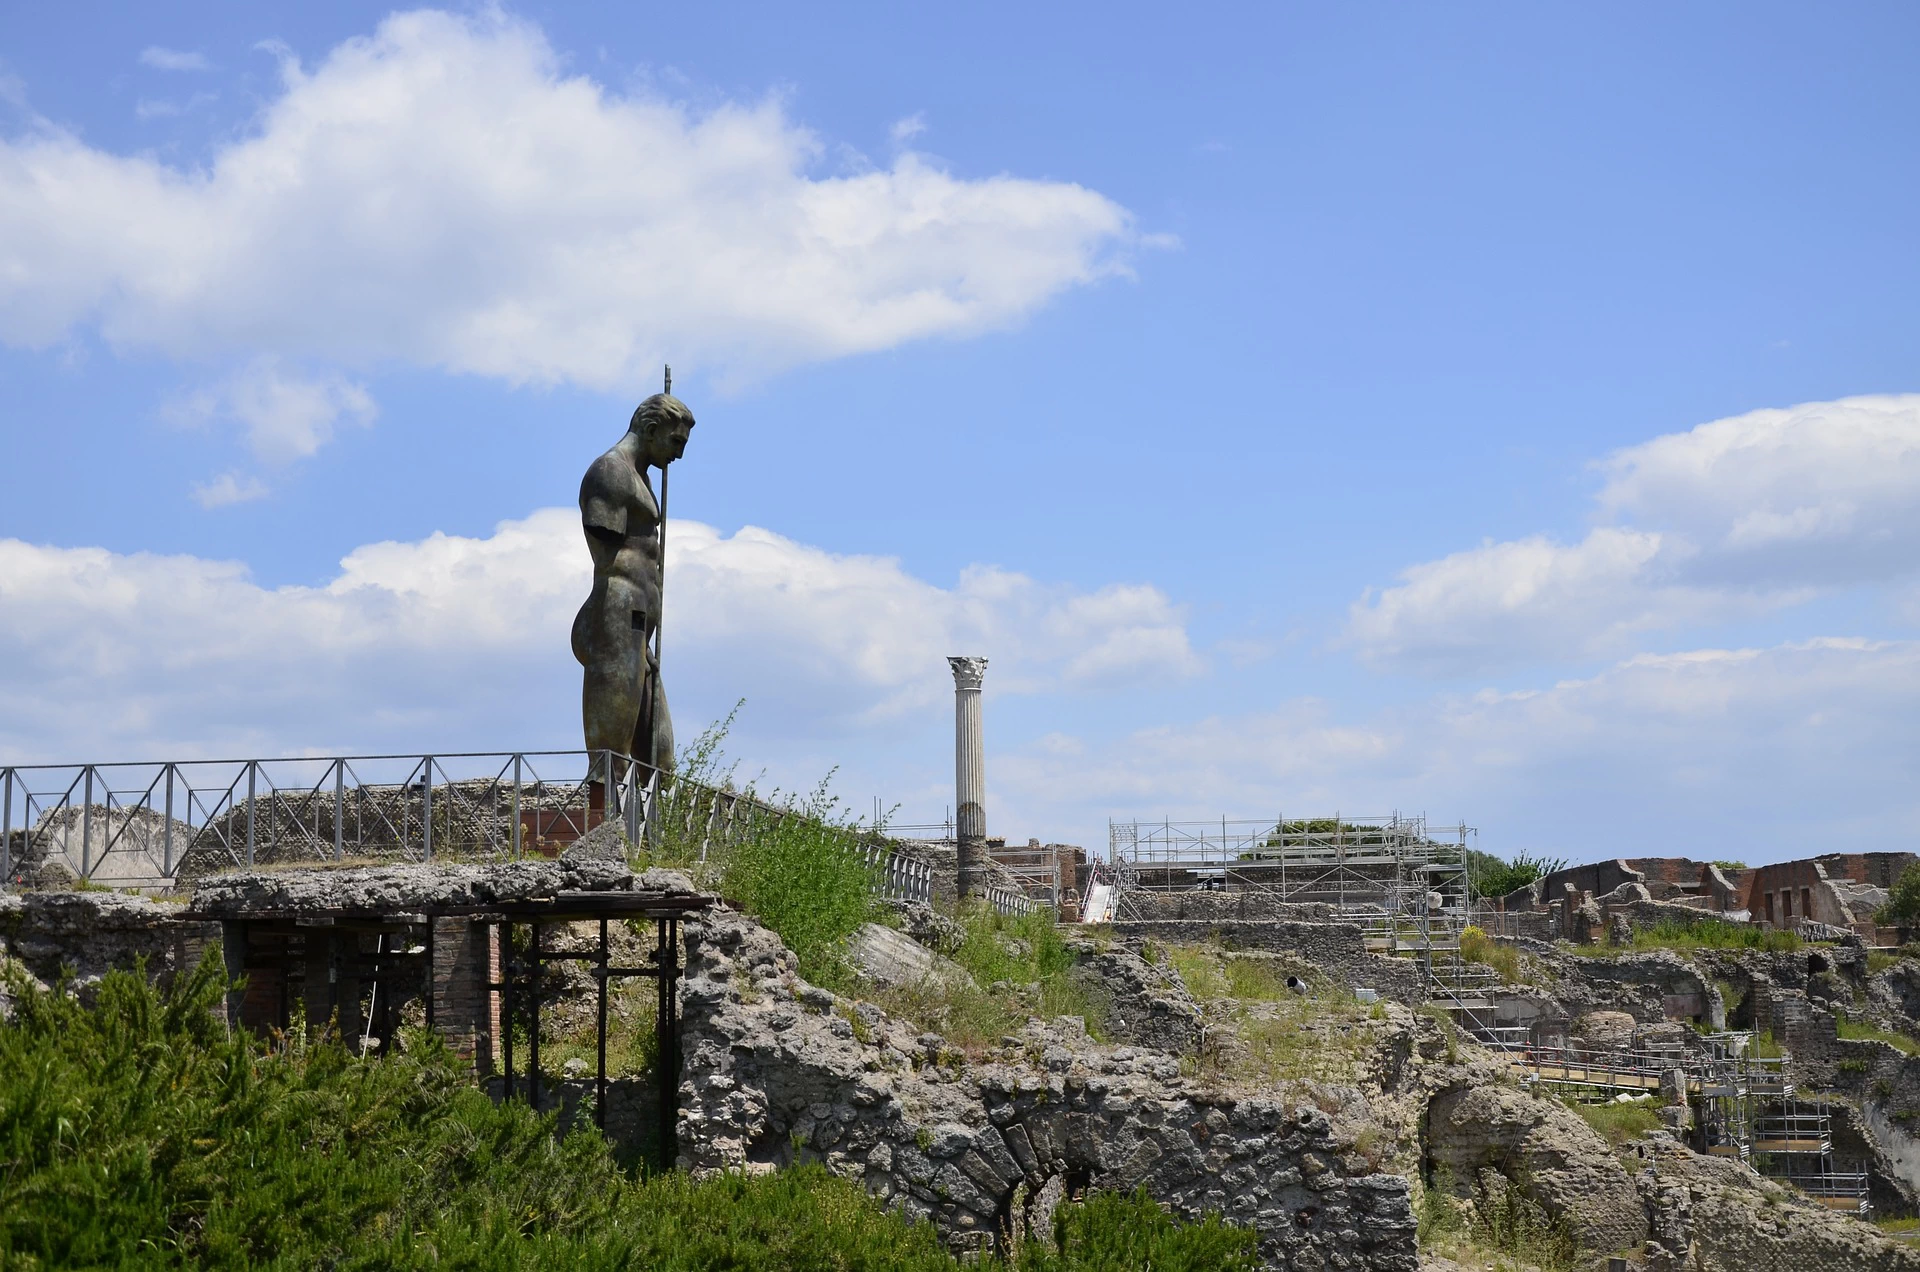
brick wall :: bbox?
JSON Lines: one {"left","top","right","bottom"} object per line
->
{"left": 431, "top": 917, "right": 499, "bottom": 1073}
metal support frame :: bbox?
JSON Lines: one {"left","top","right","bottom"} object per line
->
{"left": 492, "top": 909, "right": 684, "bottom": 1170}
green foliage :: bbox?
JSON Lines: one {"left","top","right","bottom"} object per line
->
{"left": 717, "top": 774, "right": 884, "bottom": 986}
{"left": 1467, "top": 850, "right": 1568, "bottom": 901}
{"left": 0, "top": 955, "right": 1252, "bottom": 1270}
{"left": 876, "top": 906, "right": 1105, "bottom": 1053}
{"left": 648, "top": 709, "right": 885, "bottom": 986}
{"left": 1570, "top": 915, "right": 1800, "bottom": 958}
{"left": 1018, "top": 1189, "right": 1259, "bottom": 1272}
{"left": 1569, "top": 1099, "right": 1663, "bottom": 1146}
{"left": 1880, "top": 863, "right": 1920, "bottom": 929}
{"left": 1836, "top": 1015, "right": 1920, "bottom": 1056}
{"left": 1417, "top": 1171, "right": 1578, "bottom": 1272}
{"left": 1459, "top": 925, "right": 1522, "bottom": 984}
{"left": 1711, "top": 860, "right": 1748, "bottom": 872}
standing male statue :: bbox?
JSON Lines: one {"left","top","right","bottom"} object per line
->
{"left": 571, "top": 390, "right": 695, "bottom": 784}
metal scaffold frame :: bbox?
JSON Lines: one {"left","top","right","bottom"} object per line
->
{"left": 1106, "top": 812, "right": 1473, "bottom": 916}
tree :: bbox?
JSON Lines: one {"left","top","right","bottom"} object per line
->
{"left": 1879, "top": 863, "right": 1920, "bottom": 929}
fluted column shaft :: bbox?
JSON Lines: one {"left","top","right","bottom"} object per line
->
{"left": 949, "top": 656, "right": 988, "bottom": 900}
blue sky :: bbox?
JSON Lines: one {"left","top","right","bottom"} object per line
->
{"left": 2, "top": 3, "right": 1917, "bottom": 864}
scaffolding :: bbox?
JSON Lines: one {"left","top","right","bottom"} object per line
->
{"left": 1107, "top": 813, "right": 1473, "bottom": 914}
{"left": 1470, "top": 1025, "right": 1867, "bottom": 1215}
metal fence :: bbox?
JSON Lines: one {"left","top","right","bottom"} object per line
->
{"left": 0, "top": 751, "right": 932, "bottom": 904}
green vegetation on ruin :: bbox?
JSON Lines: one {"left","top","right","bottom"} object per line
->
{"left": 1836, "top": 1015, "right": 1920, "bottom": 1056}
{"left": 1566, "top": 1098, "right": 1664, "bottom": 1147}
{"left": 1168, "top": 945, "right": 1387, "bottom": 1086}
{"left": 868, "top": 905, "right": 1111, "bottom": 1055}
{"left": 1566, "top": 915, "right": 1801, "bottom": 958}
{"left": 1467, "top": 849, "right": 1568, "bottom": 902}
{"left": 0, "top": 953, "right": 1254, "bottom": 1271}
{"left": 1417, "top": 1171, "right": 1579, "bottom": 1272}
{"left": 1459, "top": 925, "right": 1524, "bottom": 983}
{"left": 1880, "top": 862, "right": 1920, "bottom": 929}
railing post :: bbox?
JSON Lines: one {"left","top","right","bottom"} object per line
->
{"left": 82, "top": 766, "right": 94, "bottom": 880}
{"left": 2, "top": 767, "right": 12, "bottom": 885}
{"left": 626, "top": 763, "right": 641, "bottom": 847}
{"left": 334, "top": 760, "right": 345, "bottom": 861}
{"left": 423, "top": 756, "right": 434, "bottom": 863}
{"left": 245, "top": 762, "right": 257, "bottom": 867}
{"left": 511, "top": 755, "right": 523, "bottom": 860}
{"left": 163, "top": 765, "right": 175, "bottom": 877}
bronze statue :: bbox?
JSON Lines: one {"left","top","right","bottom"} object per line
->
{"left": 571, "top": 388, "right": 694, "bottom": 780}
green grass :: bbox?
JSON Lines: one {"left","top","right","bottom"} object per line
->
{"left": 1837, "top": 1015, "right": 1920, "bottom": 1056}
{"left": 0, "top": 952, "right": 1257, "bottom": 1270}
{"left": 869, "top": 906, "right": 1108, "bottom": 1054}
{"left": 1417, "top": 1171, "right": 1579, "bottom": 1272}
{"left": 1460, "top": 926, "right": 1523, "bottom": 983}
{"left": 1167, "top": 945, "right": 1230, "bottom": 999}
{"left": 1569, "top": 1099, "right": 1663, "bottom": 1146}
{"left": 1569, "top": 916, "right": 1800, "bottom": 958}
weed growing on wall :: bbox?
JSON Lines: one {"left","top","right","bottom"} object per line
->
{"left": 642, "top": 709, "right": 885, "bottom": 986}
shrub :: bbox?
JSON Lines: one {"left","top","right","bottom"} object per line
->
{"left": 1570, "top": 1099, "right": 1663, "bottom": 1146}
{"left": 1882, "top": 863, "right": 1920, "bottom": 929}
{"left": 1019, "top": 1188, "right": 1259, "bottom": 1272}
{"left": 1468, "top": 850, "right": 1568, "bottom": 902}
{"left": 1458, "top": 926, "right": 1522, "bottom": 983}
{"left": 716, "top": 774, "right": 883, "bottom": 986}
{"left": 1836, "top": 1016, "right": 1920, "bottom": 1056}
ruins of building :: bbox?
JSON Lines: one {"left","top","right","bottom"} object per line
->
{"left": 1488, "top": 852, "right": 1917, "bottom": 945}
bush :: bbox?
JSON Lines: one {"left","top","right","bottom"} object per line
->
{"left": 0, "top": 954, "right": 1255, "bottom": 1269}
{"left": 1570, "top": 1098, "right": 1663, "bottom": 1145}
{"left": 717, "top": 774, "right": 883, "bottom": 986}
{"left": 1458, "top": 926, "right": 1522, "bottom": 983}
{"left": 1468, "top": 850, "right": 1567, "bottom": 902}
{"left": 1881, "top": 863, "right": 1920, "bottom": 929}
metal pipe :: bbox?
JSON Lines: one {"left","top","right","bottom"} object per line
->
{"left": 334, "top": 761, "right": 344, "bottom": 861}
{"left": 528, "top": 922, "right": 541, "bottom": 1112}
{"left": 82, "top": 767, "right": 93, "bottom": 879}
{"left": 511, "top": 755, "right": 522, "bottom": 859}
{"left": 163, "top": 765, "right": 175, "bottom": 877}
{"left": 422, "top": 756, "right": 434, "bottom": 863}
{"left": 2, "top": 768, "right": 12, "bottom": 884}
{"left": 245, "top": 762, "right": 257, "bottom": 867}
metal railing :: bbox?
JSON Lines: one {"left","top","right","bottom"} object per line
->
{"left": 0, "top": 753, "right": 933, "bottom": 904}
{"left": 863, "top": 841, "right": 933, "bottom": 906}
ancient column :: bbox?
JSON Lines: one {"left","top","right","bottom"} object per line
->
{"left": 949, "top": 656, "right": 989, "bottom": 900}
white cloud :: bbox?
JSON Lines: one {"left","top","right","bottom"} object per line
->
{"left": 135, "top": 92, "right": 217, "bottom": 121}
{"left": 0, "top": 511, "right": 1197, "bottom": 763}
{"left": 138, "top": 47, "right": 211, "bottom": 73}
{"left": 1, "top": 10, "right": 1139, "bottom": 387}
{"left": 167, "top": 357, "right": 377, "bottom": 467}
{"left": 191, "top": 471, "right": 270, "bottom": 509}
{"left": 890, "top": 113, "right": 926, "bottom": 143}
{"left": 1000, "top": 637, "right": 1920, "bottom": 862}
{"left": 1347, "top": 394, "right": 1920, "bottom": 672}
{"left": 1597, "top": 394, "right": 1920, "bottom": 587}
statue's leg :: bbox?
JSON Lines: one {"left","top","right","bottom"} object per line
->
{"left": 581, "top": 590, "right": 647, "bottom": 788}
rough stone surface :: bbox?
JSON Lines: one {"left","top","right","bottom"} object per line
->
{"left": 1063, "top": 937, "right": 1202, "bottom": 1053}
{"left": 1426, "top": 1081, "right": 1649, "bottom": 1253}
{"left": 0, "top": 890, "right": 217, "bottom": 1001}
{"left": 847, "top": 922, "right": 973, "bottom": 991}
{"left": 1623, "top": 1133, "right": 1920, "bottom": 1271}
{"left": 676, "top": 907, "right": 1419, "bottom": 1269}
{"left": 187, "top": 857, "right": 637, "bottom": 917}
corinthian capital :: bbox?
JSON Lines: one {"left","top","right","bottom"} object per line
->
{"left": 947, "top": 656, "right": 988, "bottom": 690}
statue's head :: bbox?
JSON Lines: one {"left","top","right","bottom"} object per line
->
{"left": 629, "top": 393, "right": 695, "bottom": 467}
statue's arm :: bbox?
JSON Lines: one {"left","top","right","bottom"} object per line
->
{"left": 580, "top": 462, "right": 627, "bottom": 546}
